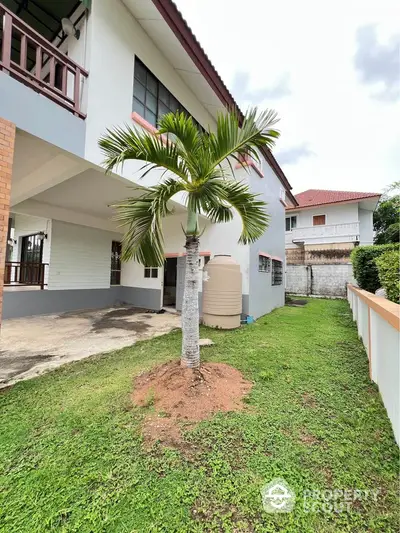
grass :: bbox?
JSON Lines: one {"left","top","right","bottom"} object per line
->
{"left": 0, "top": 299, "right": 398, "bottom": 532}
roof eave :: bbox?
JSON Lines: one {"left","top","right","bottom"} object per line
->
{"left": 286, "top": 195, "right": 381, "bottom": 211}
{"left": 151, "top": 0, "right": 297, "bottom": 204}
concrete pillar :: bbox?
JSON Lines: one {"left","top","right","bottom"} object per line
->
{"left": 0, "top": 117, "right": 15, "bottom": 325}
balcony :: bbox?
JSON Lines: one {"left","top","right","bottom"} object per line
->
{"left": 286, "top": 222, "right": 360, "bottom": 245}
{"left": 0, "top": 3, "right": 88, "bottom": 118}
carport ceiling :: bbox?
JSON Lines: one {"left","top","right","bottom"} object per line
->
{"left": 32, "top": 169, "right": 187, "bottom": 218}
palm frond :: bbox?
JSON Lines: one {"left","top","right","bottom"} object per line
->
{"left": 203, "top": 179, "right": 270, "bottom": 244}
{"left": 157, "top": 111, "right": 201, "bottom": 156}
{"left": 204, "top": 107, "right": 280, "bottom": 173}
{"left": 112, "top": 179, "right": 186, "bottom": 266}
{"left": 98, "top": 123, "right": 189, "bottom": 181}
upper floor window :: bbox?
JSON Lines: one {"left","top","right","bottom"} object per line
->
{"left": 313, "top": 215, "right": 326, "bottom": 226}
{"left": 133, "top": 58, "right": 203, "bottom": 131}
{"left": 285, "top": 216, "right": 297, "bottom": 231}
{"left": 272, "top": 260, "right": 283, "bottom": 286}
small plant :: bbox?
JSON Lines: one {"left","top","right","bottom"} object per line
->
{"left": 258, "top": 370, "right": 274, "bottom": 382}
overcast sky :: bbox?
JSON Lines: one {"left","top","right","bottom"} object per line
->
{"left": 175, "top": 0, "right": 399, "bottom": 195}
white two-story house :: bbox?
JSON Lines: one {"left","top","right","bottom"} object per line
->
{"left": 285, "top": 189, "right": 380, "bottom": 264}
{"left": 0, "top": 0, "right": 297, "bottom": 324}
{"left": 284, "top": 189, "right": 381, "bottom": 297}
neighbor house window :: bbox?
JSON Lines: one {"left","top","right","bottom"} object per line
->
{"left": 110, "top": 241, "right": 122, "bottom": 285}
{"left": 285, "top": 216, "right": 297, "bottom": 231}
{"left": 133, "top": 58, "right": 203, "bottom": 130}
{"left": 313, "top": 215, "right": 326, "bottom": 226}
{"left": 144, "top": 266, "right": 158, "bottom": 278}
{"left": 272, "top": 260, "right": 283, "bottom": 285}
{"left": 258, "top": 255, "right": 271, "bottom": 273}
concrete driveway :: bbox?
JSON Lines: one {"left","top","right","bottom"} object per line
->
{"left": 0, "top": 306, "right": 181, "bottom": 388}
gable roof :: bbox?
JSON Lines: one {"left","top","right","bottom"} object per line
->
{"left": 286, "top": 189, "right": 381, "bottom": 210}
{"left": 151, "top": 0, "right": 298, "bottom": 206}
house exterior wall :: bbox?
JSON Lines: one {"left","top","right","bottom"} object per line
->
{"left": 358, "top": 207, "right": 374, "bottom": 245}
{"left": 0, "top": 73, "right": 86, "bottom": 158}
{"left": 288, "top": 203, "right": 359, "bottom": 228}
{"left": 48, "top": 221, "right": 120, "bottom": 290}
{"left": 248, "top": 164, "right": 285, "bottom": 319}
{"left": 84, "top": 0, "right": 217, "bottom": 188}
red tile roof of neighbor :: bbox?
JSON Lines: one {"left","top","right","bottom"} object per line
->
{"left": 287, "top": 189, "right": 381, "bottom": 210}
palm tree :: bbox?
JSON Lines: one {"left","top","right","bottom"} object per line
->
{"left": 98, "top": 108, "right": 279, "bottom": 368}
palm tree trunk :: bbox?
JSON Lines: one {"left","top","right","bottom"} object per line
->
{"left": 181, "top": 211, "right": 200, "bottom": 368}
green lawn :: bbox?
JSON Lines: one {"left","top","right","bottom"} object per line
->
{"left": 0, "top": 299, "right": 398, "bottom": 532}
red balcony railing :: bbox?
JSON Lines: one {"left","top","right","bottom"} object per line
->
{"left": 4, "top": 262, "right": 48, "bottom": 290}
{"left": 0, "top": 3, "right": 88, "bottom": 118}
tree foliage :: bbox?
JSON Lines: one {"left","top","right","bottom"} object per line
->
{"left": 98, "top": 109, "right": 279, "bottom": 265}
{"left": 375, "top": 250, "right": 400, "bottom": 303}
{"left": 373, "top": 181, "right": 400, "bottom": 245}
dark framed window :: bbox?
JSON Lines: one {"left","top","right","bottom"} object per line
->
{"left": 133, "top": 57, "right": 203, "bottom": 130}
{"left": 272, "top": 260, "right": 283, "bottom": 286}
{"left": 258, "top": 255, "right": 271, "bottom": 273}
{"left": 144, "top": 267, "right": 158, "bottom": 278}
{"left": 110, "top": 241, "right": 122, "bottom": 285}
{"left": 285, "top": 216, "right": 297, "bottom": 231}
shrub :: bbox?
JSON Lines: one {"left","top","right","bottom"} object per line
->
{"left": 350, "top": 243, "right": 400, "bottom": 293}
{"left": 375, "top": 251, "right": 400, "bottom": 303}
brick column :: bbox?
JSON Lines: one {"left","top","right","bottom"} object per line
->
{"left": 0, "top": 118, "right": 15, "bottom": 325}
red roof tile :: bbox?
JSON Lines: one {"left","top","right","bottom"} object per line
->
{"left": 287, "top": 189, "right": 381, "bottom": 210}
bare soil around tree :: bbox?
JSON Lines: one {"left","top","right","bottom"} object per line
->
{"left": 132, "top": 360, "right": 253, "bottom": 446}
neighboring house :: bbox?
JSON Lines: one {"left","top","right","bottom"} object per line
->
{"left": 0, "top": 0, "right": 297, "bottom": 323}
{"left": 285, "top": 189, "right": 380, "bottom": 296}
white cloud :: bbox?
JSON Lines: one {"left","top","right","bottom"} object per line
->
{"left": 175, "top": 0, "right": 400, "bottom": 194}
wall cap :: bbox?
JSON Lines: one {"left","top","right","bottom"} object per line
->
{"left": 348, "top": 284, "right": 400, "bottom": 332}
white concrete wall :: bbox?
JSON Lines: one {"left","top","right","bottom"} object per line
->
{"left": 347, "top": 287, "right": 400, "bottom": 445}
{"left": 358, "top": 207, "right": 374, "bottom": 245}
{"left": 287, "top": 203, "right": 359, "bottom": 228}
{"left": 247, "top": 162, "right": 285, "bottom": 318}
{"left": 121, "top": 259, "right": 162, "bottom": 291}
{"left": 48, "top": 220, "right": 120, "bottom": 290}
{"left": 286, "top": 264, "right": 354, "bottom": 297}
{"left": 370, "top": 309, "right": 399, "bottom": 445}
{"left": 84, "top": 0, "right": 216, "bottom": 188}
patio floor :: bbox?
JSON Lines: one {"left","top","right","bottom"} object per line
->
{"left": 0, "top": 306, "right": 180, "bottom": 388}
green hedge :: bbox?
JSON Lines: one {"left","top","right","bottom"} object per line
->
{"left": 350, "top": 243, "right": 400, "bottom": 293}
{"left": 375, "top": 250, "right": 400, "bottom": 303}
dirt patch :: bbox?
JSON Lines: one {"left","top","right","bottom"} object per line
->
{"left": 133, "top": 360, "right": 253, "bottom": 446}
{"left": 299, "top": 429, "right": 319, "bottom": 446}
{"left": 301, "top": 392, "right": 317, "bottom": 408}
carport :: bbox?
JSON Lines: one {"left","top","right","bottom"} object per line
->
{"left": 0, "top": 306, "right": 180, "bottom": 388}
